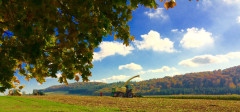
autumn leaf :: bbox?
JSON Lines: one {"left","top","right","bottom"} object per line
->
{"left": 19, "top": 85, "right": 25, "bottom": 89}
{"left": 25, "top": 77, "right": 29, "bottom": 82}
{"left": 63, "top": 77, "right": 68, "bottom": 85}
{"left": 164, "top": 1, "right": 177, "bottom": 10}
{"left": 12, "top": 76, "right": 18, "bottom": 81}
{"left": 114, "top": 33, "right": 118, "bottom": 40}
{"left": 15, "top": 80, "right": 20, "bottom": 85}
{"left": 8, "top": 90, "right": 13, "bottom": 95}
{"left": 75, "top": 75, "right": 80, "bottom": 82}
{"left": 130, "top": 35, "right": 135, "bottom": 41}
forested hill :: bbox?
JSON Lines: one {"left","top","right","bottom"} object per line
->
{"left": 44, "top": 65, "right": 240, "bottom": 95}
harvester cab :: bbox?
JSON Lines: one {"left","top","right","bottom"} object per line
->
{"left": 111, "top": 75, "right": 140, "bottom": 98}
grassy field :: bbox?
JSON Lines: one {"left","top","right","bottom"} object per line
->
{"left": 0, "top": 96, "right": 119, "bottom": 112}
{"left": 20, "top": 95, "right": 240, "bottom": 112}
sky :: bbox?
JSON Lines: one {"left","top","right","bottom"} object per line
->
{"left": 2, "top": 0, "right": 240, "bottom": 95}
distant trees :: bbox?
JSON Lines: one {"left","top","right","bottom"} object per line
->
{"left": 44, "top": 65, "right": 240, "bottom": 95}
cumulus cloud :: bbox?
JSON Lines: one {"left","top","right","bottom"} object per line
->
{"left": 237, "top": 16, "right": 240, "bottom": 23}
{"left": 139, "top": 66, "right": 177, "bottom": 74}
{"left": 180, "top": 27, "right": 214, "bottom": 49}
{"left": 91, "top": 75, "right": 130, "bottom": 83}
{"left": 93, "top": 41, "right": 134, "bottom": 61}
{"left": 119, "top": 63, "right": 142, "bottom": 70}
{"left": 134, "top": 30, "right": 176, "bottom": 53}
{"left": 179, "top": 52, "right": 240, "bottom": 67}
{"left": 223, "top": 0, "right": 240, "bottom": 4}
{"left": 144, "top": 8, "right": 168, "bottom": 20}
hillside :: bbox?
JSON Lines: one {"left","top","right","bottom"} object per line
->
{"left": 44, "top": 65, "right": 240, "bottom": 95}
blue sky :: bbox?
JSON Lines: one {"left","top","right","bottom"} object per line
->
{"left": 2, "top": 0, "right": 240, "bottom": 95}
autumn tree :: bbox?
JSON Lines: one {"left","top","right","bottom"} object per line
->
{"left": 0, "top": 0, "right": 197, "bottom": 92}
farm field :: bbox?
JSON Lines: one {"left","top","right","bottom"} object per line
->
{"left": 0, "top": 96, "right": 118, "bottom": 112}
{"left": 146, "top": 95, "right": 240, "bottom": 100}
{"left": 20, "top": 95, "right": 240, "bottom": 112}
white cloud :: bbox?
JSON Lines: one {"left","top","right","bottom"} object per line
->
{"left": 119, "top": 63, "right": 142, "bottom": 70}
{"left": 93, "top": 41, "right": 134, "bottom": 61}
{"left": 134, "top": 30, "right": 176, "bottom": 53}
{"left": 91, "top": 75, "right": 130, "bottom": 83}
{"left": 223, "top": 0, "right": 240, "bottom": 4}
{"left": 46, "top": 72, "right": 62, "bottom": 79}
{"left": 132, "top": 77, "right": 143, "bottom": 81}
{"left": 171, "top": 29, "right": 178, "bottom": 32}
{"left": 180, "top": 27, "right": 214, "bottom": 49}
{"left": 171, "top": 29, "right": 184, "bottom": 33}
{"left": 56, "top": 73, "right": 62, "bottom": 78}
{"left": 139, "top": 66, "right": 177, "bottom": 74}
{"left": 179, "top": 52, "right": 240, "bottom": 67}
{"left": 197, "top": 0, "right": 212, "bottom": 9}
{"left": 237, "top": 16, "right": 240, "bottom": 23}
{"left": 144, "top": 8, "right": 168, "bottom": 20}
{"left": 167, "top": 72, "right": 180, "bottom": 77}
{"left": 37, "top": 83, "right": 42, "bottom": 86}
{"left": 107, "top": 75, "right": 130, "bottom": 80}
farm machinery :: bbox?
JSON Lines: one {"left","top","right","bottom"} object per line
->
{"left": 111, "top": 75, "right": 142, "bottom": 98}
{"left": 33, "top": 89, "right": 45, "bottom": 95}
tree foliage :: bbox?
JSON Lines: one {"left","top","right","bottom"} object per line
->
{"left": 0, "top": 0, "right": 198, "bottom": 92}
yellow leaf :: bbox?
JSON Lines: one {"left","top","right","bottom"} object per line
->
{"left": 63, "top": 77, "right": 68, "bottom": 85}
{"left": 12, "top": 76, "right": 18, "bottom": 81}
{"left": 0, "top": 18, "right": 4, "bottom": 22}
{"left": 114, "top": 33, "right": 118, "bottom": 40}
{"left": 3, "top": 28, "right": 8, "bottom": 31}
{"left": 15, "top": 80, "right": 20, "bottom": 85}
{"left": 130, "top": 35, "right": 135, "bottom": 41}
{"left": 19, "top": 85, "right": 25, "bottom": 89}
{"left": 8, "top": 90, "right": 13, "bottom": 95}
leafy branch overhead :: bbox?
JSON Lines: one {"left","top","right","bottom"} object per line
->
{"left": 0, "top": 0, "right": 198, "bottom": 92}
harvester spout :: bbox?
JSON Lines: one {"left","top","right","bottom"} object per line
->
{"left": 124, "top": 75, "right": 140, "bottom": 87}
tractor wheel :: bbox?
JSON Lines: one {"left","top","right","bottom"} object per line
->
{"left": 118, "top": 92, "right": 124, "bottom": 98}
{"left": 128, "top": 92, "right": 133, "bottom": 98}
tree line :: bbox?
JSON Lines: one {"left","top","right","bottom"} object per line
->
{"left": 44, "top": 65, "right": 240, "bottom": 95}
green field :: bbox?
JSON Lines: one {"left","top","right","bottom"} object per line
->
{"left": 2, "top": 95, "right": 240, "bottom": 112}
{"left": 0, "top": 96, "right": 118, "bottom": 112}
